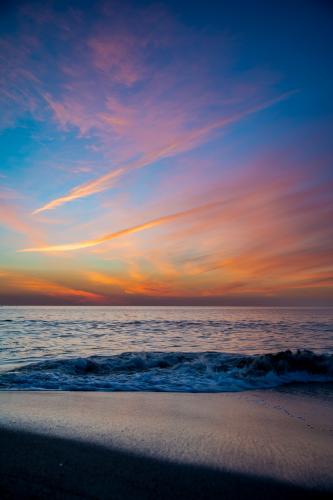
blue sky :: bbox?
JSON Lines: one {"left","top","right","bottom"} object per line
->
{"left": 0, "top": 0, "right": 332, "bottom": 305}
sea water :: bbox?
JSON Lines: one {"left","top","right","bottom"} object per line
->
{"left": 0, "top": 306, "right": 332, "bottom": 391}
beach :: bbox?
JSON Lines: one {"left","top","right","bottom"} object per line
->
{"left": 1, "top": 387, "right": 332, "bottom": 499}
{"left": 1, "top": 0, "right": 333, "bottom": 495}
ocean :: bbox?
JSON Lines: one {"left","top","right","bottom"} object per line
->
{"left": 0, "top": 306, "right": 332, "bottom": 392}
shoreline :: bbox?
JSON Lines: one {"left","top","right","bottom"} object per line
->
{"left": 1, "top": 389, "right": 332, "bottom": 498}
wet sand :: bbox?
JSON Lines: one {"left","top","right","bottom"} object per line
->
{"left": 0, "top": 389, "right": 332, "bottom": 499}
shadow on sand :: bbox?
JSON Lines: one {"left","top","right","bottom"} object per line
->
{"left": 0, "top": 426, "right": 331, "bottom": 499}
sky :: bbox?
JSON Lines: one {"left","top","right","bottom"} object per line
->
{"left": 0, "top": 0, "right": 332, "bottom": 306}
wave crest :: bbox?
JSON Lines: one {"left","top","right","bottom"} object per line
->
{"left": 0, "top": 350, "right": 332, "bottom": 392}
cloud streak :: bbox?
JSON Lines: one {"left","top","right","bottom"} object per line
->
{"left": 0, "top": 270, "right": 104, "bottom": 303}
{"left": 32, "top": 91, "right": 294, "bottom": 214}
{"left": 1, "top": 1, "right": 332, "bottom": 306}
{"left": 22, "top": 202, "right": 220, "bottom": 253}
{"left": 0, "top": 188, "right": 45, "bottom": 244}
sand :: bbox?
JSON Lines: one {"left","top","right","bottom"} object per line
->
{"left": 0, "top": 387, "right": 332, "bottom": 499}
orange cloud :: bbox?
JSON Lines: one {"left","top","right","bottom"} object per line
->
{"left": 32, "top": 166, "right": 127, "bottom": 214}
{"left": 0, "top": 189, "right": 44, "bottom": 244}
{"left": 0, "top": 270, "right": 104, "bottom": 303}
{"left": 21, "top": 201, "right": 220, "bottom": 253}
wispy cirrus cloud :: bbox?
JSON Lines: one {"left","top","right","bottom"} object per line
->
{"left": 0, "top": 269, "right": 104, "bottom": 303}
{"left": 1, "top": 1, "right": 332, "bottom": 305}
{"left": 1, "top": 2, "right": 289, "bottom": 213}
{"left": 0, "top": 188, "right": 44, "bottom": 245}
{"left": 22, "top": 201, "right": 221, "bottom": 252}
{"left": 33, "top": 91, "right": 294, "bottom": 214}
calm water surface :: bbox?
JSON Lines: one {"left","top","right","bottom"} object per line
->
{"left": 1, "top": 306, "right": 332, "bottom": 368}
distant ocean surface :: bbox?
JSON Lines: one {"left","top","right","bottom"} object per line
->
{"left": 0, "top": 306, "right": 332, "bottom": 392}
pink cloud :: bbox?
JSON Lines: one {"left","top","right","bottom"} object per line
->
{"left": 0, "top": 189, "right": 44, "bottom": 244}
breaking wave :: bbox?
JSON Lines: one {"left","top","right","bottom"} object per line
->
{"left": 0, "top": 350, "right": 332, "bottom": 392}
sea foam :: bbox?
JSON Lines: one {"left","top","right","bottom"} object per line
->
{"left": 0, "top": 350, "right": 332, "bottom": 392}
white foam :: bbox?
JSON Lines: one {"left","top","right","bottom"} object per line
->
{"left": 0, "top": 350, "right": 332, "bottom": 392}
